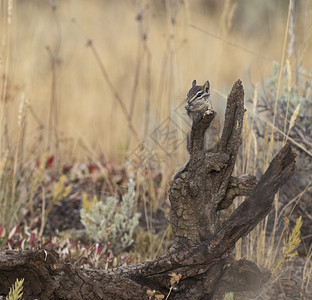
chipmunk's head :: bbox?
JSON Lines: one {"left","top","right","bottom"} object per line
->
{"left": 185, "top": 80, "right": 211, "bottom": 118}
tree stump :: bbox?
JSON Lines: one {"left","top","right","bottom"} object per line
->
{"left": 0, "top": 80, "right": 296, "bottom": 299}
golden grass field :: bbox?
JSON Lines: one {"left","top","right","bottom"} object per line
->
{"left": 2, "top": 0, "right": 312, "bottom": 166}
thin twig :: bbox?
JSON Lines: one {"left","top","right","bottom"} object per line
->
{"left": 87, "top": 40, "right": 140, "bottom": 141}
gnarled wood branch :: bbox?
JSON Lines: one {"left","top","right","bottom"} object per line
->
{"left": 218, "top": 174, "right": 257, "bottom": 210}
{"left": 0, "top": 80, "right": 296, "bottom": 299}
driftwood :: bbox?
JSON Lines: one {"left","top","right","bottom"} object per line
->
{"left": 0, "top": 80, "right": 296, "bottom": 299}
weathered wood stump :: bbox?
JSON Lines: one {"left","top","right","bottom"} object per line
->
{"left": 0, "top": 80, "right": 296, "bottom": 299}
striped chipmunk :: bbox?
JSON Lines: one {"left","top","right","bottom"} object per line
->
{"left": 173, "top": 80, "right": 220, "bottom": 179}
{"left": 185, "top": 80, "right": 220, "bottom": 152}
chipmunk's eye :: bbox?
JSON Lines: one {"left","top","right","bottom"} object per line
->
{"left": 196, "top": 91, "right": 203, "bottom": 97}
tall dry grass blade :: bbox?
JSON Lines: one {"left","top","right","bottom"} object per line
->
{"left": 286, "top": 59, "right": 292, "bottom": 94}
{"left": 246, "top": 84, "right": 258, "bottom": 173}
{"left": 235, "top": 238, "right": 242, "bottom": 260}
{"left": 0, "top": 0, "right": 14, "bottom": 155}
{"left": 143, "top": 43, "right": 152, "bottom": 140}
{"left": 183, "top": 0, "right": 191, "bottom": 24}
{"left": 12, "top": 94, "right": 29, "bottom": 199}
{"left": 268, "top": 129, "right": 275, "bottom": 162}
{"left": 243, "top": 110, "right": 249, "bottom": 141}
{"left": 45, "top": 4, "right": 62, "bottom": 155}
{"left": 87, "top": 40, "right": 140, "bottom": 142}
{"left": 301, "top": 247, "right": 312, "bottom": 297}
{"left": 164, "top": 0, "right": 180, "bottom": 115}
{"left": 263, "top": 124, "right": 269, "bottom": 149}
{"left": 270, "top": 0, "right": 293, "bottom": 159}
{"left": 287, "top": 103, "right": 300, "bottom": 137}
{"left": 220, "top": 0, "right": 231, "bottom": 36}
{"left": 252, "top": 83, "right": 258, "bottom": 116}
{"left": 126, "top": 25, "right": 144, "bottom": 150}
{"left": 287, "top": 0, "right": 296, "bottom": 59}
{"left": 273, "top": 216, "right": 302, "bottom": 274}
{"left": 227, "top": 2, "right": 237, "bottom": 30}
{"left": 266, "top": 193, "right": 280, "bottom": 268}
{"left": 298, "top": 0, "right": 309, "bottom": 68}
{"left": 242, "top": 110, "right": 249, "bottom": 172}
{"left": 262, "top": 215, "right": 269, "bottom": 266}
{"left": 256, "top": 229, "right": 265, "bottom": 266}
{"left": 153, "top": 225, "right": 171, "bottom": 260}
{"left": 278, "top": 180, "right": 312, "bottom": 221}
{"left": 283, "top": 59, "right": 292, "bottom": 143}
{"left": 0, "top": 150, "right": 8, "bottom": 181}
{"left": 250, "top": 130, "right": 258, "bottom": 175}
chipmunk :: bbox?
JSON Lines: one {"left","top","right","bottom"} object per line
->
{"left": 185, "top": 80, "right": 220, "bottom": 152}
{"left": 173, "top": 80, "right": 220, "bottom": 180}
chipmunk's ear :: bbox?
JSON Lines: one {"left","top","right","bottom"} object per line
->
{"left": 192, "top": 80, "right": 196, "bottom": 87}
{"left": 203, "top": 81, "right": 210, "bottom": 92}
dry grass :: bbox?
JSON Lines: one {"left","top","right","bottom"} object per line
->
{"left": 1, "top": 0, "right": 312, "bottom": 298}
{"left": 3, "top": 1, "right": 311, "bottom": 164}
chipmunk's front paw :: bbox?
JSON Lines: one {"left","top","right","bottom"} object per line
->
{"left": 204, "top": 107, "right": 214, "bottom": 116}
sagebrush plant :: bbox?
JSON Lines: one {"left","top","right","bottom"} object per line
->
{"left": 264, "top": 61, "right": 312, "bottom": 139}
{"left": 80, "top": 180, "right": 140, "bottom": 254}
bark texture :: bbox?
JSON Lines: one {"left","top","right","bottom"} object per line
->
{"left": 0, "top": 80, "right": 296, "bottom": 299}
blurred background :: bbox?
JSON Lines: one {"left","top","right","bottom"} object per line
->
{"left": 2, "top": 0, "right": 312, "bottom": 166}
{"left": 1, "top": 2, "right": 312, "bottom": 296}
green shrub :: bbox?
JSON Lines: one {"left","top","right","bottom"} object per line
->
{"left": 80, "top": 180, "right": 140, "bottom": 254}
